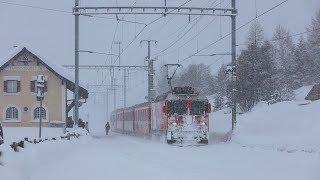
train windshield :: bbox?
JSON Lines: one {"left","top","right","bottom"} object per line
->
{"left": 190, "top": 100, "right": 207, "bottom": 115}
{"left": 167, "top": 100, "right": 187, "bottom": 115}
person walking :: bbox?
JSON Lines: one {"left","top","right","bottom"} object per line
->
{"left": 0, "top": 123, "right": 3, "bottom": 146}
{"left": 105, "top": 122, "right": 110, "bottom": 135}
{"left": 0, "top": 123, "right": 3, "bottom": 162}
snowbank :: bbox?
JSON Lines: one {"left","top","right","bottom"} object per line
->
{"left": 2, "top": 127, "right": 64, "bottom": 144}
{"left": 210, "top": 86, "right": 320, "bottom": 151}
{"left": 235, "top": 101, "right": 320, "bottom": 150}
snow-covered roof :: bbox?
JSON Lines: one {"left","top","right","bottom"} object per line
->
{"left": 0, "top": 44, "right": 88, "bottom": 99}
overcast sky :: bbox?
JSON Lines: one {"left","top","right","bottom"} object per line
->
{"left": 0, "top": 0, "right": 319, "bottom": 114}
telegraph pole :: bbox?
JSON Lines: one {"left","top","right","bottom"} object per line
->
{"left": 74, "top": 0, "right": 80, "bottom": 127}
{"left": 231, "top": 0, "right": 237, "bottom": 130}
{"left": 140, "top": 40, "right": 157, "bottom": 102}
{"left": 110, "top": 68, "right": 116, "bottom": 109}
{"left": 123, "top": 69, "right": 128, "bottom": 107}
{"left": 114, "top": 41, "right": 122, "bottom": 66}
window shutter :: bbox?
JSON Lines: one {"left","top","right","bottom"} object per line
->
{"left": 30, "top": 81, "right": 35, "bottom": 92}
{"left": 17, "top": 81, "right": 21, "bottom": 92}
{"left": 44, "top": 81, "right": 48, "bottom": 92}
{"left": 3, "top": 80, "right": 7, "bottom": 93}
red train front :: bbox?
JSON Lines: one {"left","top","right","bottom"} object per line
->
{"left": 110, "top": 87, "right": 211, "bottom": 145}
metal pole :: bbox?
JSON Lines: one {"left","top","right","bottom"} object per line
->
{"left": 106, "top": 91, "right": 109, "bottom": 119}
{"left": 123, "top": 69, "right": 127, "bottom": 108}
{"left": 231, "top": 0, "right": 237, "bottom": 131}
{"left": 147, "top": 41, "right": 151, "bottom": 102}
{"left": 147, "top": 41, "right": 151, "bottom": 59}
{"left": 114, "top": 41, "right": 121, "bottom": 66}
{"left": 74, "top": 0, "right": 80, "bottom": 127}
{"left": 111, "top": 68, "right": 116, "bottom": 109}
{"left": 141, "top": 40, "right": 157, "bottom": 102}
{"left": 39, "top": 100, "right": 42, "bottom": 138}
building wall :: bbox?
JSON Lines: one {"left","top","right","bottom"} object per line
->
{"left": 0, "top": 52, "right": 64, "bottom": 127}
{"left": 306, "top": 84, "right": 320, "bottom": 101}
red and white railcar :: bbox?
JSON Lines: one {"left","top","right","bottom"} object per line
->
{"left": 110, "top": 87, "right": 211, "bottom": 144}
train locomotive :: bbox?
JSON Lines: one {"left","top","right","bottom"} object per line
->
{"left": 110, "top": 86, "right": 211, "bottom": 145}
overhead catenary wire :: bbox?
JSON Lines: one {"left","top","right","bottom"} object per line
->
{"left": 179, "top": 0, "right": 289, "bottom": 63}
{"left": 154, "top": 16, "right": 203, "bottom": 56}
{"left": 236, "top": 27, "right": 320, "bottom": 47}
{"left": 106, "top": 22, "right": 119, "bottom": 65}
{"left": 155, "top": 0, "right": 219, "bottom": 36}
{"left": 0, "top": 0, "right": 116, "bottom": 20}
{"left": 0, "top": 0, "right": 148, "bottom": 25}
{"left": 156, "top": 0, "right": 229, "bottom": 57}
{"left": 0, "top": 0, "right": 72, "bottom": 14}
{"left": 155, "top": 0, "right": 226, "bottom": 56}
{"left": 115, "top": 0, "right": 193, "bottom": 61}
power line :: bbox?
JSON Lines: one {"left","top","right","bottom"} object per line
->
{"left": 208, "top": 55, "right": 226, "bottom": 68}
{"left": 107, "top": 22, "right": 119, "bottom": 65}
{"left": 0, "top": 0, "right": 71, "bottom": 14}
{"left": 106, "top": 1, "right": 142, "bottom": 65}
{"left": 155, "top": 0, "right": 219, "bottom": 36}
{"left": 155, "top": 0, "right": 224, "bottom": 56}
{"left": 155, "top": 16, "right": 202, "bottom": 56}
{"left": 236, "top": 27, "right": 320, "bottom": 47}
{"left": 0, "top": 0, "right": 150, "bottom": 23}
{"left": 156, "top": 0, "right": 229, "bottom": 57}
{"left": 179, "top": 0, "right": 289, "bottom": 63}
{"left": 117, "top": 0, "right": 193, "bottom": 59}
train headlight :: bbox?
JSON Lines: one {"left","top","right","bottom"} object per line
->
{"left": 172, "top": 122, "right": 177, "bottom": 126}
{"left": 201, "top": 122, "right": 206, "bottom": 126}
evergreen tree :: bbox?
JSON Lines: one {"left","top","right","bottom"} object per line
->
{"left": 271, "top": 25, "right": 296, "bottom": 100}
{"left": 294, "top": 37, "right": 317, "bottom": 86}
{"left": 213, "top": 64, "right": 229, "bottom": 109}
{"left": 178, "top": 63, "right": 214, "bottom": 95}
{"left": 307, "top": 10, "right": 320, "bottom": 82}
{"left": 236, "top": 21, "right": 279, "bottom": 111}
{"left": 236, "top": 47, "right": 256, "bottom": 111}
{"left": 258, "top": 41, "right": 278, "bottom": 102}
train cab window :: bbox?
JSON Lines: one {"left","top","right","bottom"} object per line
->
{"left": 167, "top": 100, "right": 187, "bottom": 116}
{"left": 190, "top": 100, "right": 206, "bottom": 115}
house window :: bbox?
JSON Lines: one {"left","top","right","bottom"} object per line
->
{"left": 6, "top": 107, "right": 19, "bottom": 120}
{"left": 34, "top": 107, "right": 46, "bottom": 120}
{"left": 4, "top": 80, "right": 20, "bottom": 93}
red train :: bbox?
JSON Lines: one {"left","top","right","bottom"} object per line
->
{"left": 110, "top": 87, "right": 211, "bottom": 144}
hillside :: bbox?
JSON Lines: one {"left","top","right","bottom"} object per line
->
{"left": 211, "top": 86, "right": 320, "bottom": 152}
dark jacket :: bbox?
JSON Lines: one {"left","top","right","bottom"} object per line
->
{"left": 0, "top": 123, "right": 3, "bottom": 145}
{"left": 105, "top": 123, "right": 110, "bottom": 130}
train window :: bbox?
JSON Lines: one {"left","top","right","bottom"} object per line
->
{"left": 167, "top": 100, "right": 187, "bottom": 116}
{"left": 190, "top": 101, "right": 207, "bottom": 115}
{"left": 138, "top": 111, "right": 141, "bottom": 121}
{"left": 143, "top": 110, "right": 145, "bottom": 121}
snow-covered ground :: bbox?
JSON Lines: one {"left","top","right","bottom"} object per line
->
{"left": 2, "top": 127, "right": 65, "bottom": 143}
{"left": 1, "top": 132, "right": 319, "bottom": 180}
{"left": 0, "top": 86, "right": 319, "bottom": 180}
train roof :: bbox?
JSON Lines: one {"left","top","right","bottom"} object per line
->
{"left": 111, "top": 87, "right": 208, "bottom": 114}
{"left": 111, "top": 102, "right": 150, "bottom": 114}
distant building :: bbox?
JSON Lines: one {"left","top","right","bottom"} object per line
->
{"left": 305, "top": 84, "right": 320, "bottom": 101}
{"left": 0, "top": 45, "right": 88, "bottom": 127}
